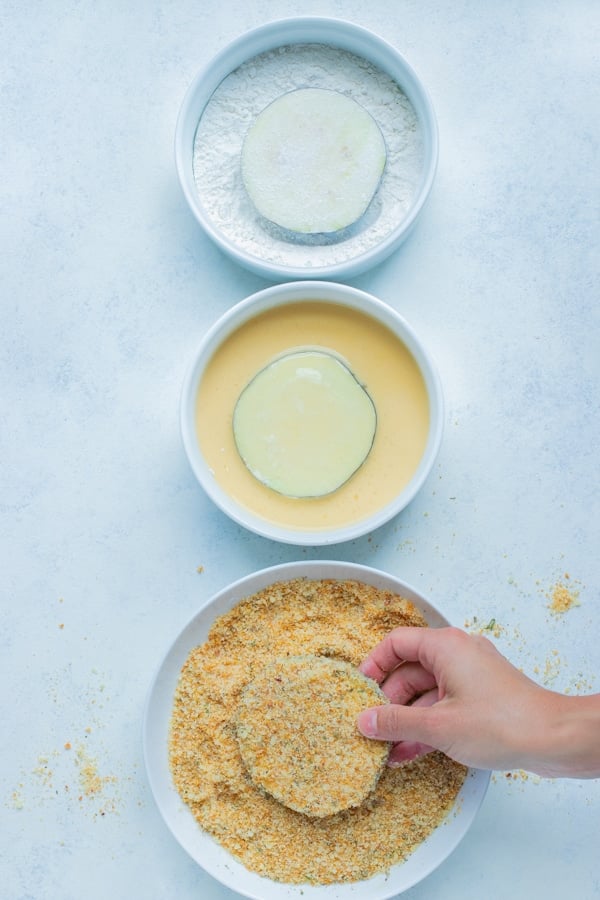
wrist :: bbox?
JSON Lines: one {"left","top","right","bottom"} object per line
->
{"left": 524, "top": 692, "right": 600, "bottom": 779}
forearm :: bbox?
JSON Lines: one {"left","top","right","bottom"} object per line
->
{"left": 522, "top": 692, "right": 600, "bottom": 779}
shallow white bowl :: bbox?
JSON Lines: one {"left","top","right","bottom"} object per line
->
{"left": 143, "top": 560, "right": 490, "bottom": 900}
{"left": 180, "top": 280, "right": 443, "bottom": 545}
{"left": 175, "top": 17, "right": 438, "bottom": 280}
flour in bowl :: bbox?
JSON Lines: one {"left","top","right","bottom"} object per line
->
{"left": 192, "top": 43, "right": 424, "bottom": 269}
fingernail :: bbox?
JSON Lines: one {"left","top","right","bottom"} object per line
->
{"left": 357, "top": 709, "right": 377, "bottom": 737}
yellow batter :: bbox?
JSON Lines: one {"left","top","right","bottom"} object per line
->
{"left": 195, "top": 301, "right": 429, "bottom": 531}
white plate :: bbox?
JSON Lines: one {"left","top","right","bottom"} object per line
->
{"left": 143, "top": 561, "right": 490, "bottom": 900}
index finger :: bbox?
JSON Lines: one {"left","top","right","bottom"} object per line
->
{"left": 359, "top": 626, "right": 441, "bottom": 682}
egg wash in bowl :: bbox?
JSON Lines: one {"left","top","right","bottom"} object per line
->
{"left": 194, "top": 299, "right": 429, "bottom": 533}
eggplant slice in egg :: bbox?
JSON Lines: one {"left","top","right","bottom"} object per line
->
{"left": 232, "top": 349, "right": 377, "bottom": 498}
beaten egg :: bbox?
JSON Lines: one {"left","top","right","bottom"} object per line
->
{"left": 195, "top": 300, "right": 429, "bottom": 532}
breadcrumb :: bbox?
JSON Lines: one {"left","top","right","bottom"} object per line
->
{"left": 548, "top": 580, "right": 580, "bottom": 615}
{"left": 169, "top": 578, "right": 466, "bottom": 885}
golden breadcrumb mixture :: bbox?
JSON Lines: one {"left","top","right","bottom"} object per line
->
{"left": 236, "top": 654, "right": 390, "bottom": 817}
{"left": 548, "top": 577, "right": 581, "bottom": 615}
{"left": 169, "top": 578, "right": 467, "bottom": 885}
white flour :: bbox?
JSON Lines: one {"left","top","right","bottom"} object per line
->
{"left": 193, "top": 44, "right": 424, "bottom": 270}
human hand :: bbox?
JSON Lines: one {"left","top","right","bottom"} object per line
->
{"left": 356, "top": 626, "right": 600, "bottom": 778}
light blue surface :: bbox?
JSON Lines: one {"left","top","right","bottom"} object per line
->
{"left": 1, "top": 2, "right": 599, "bottom": 899}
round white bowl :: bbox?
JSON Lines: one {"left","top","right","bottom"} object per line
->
{"left": 175, "top": 17, "right": 438, "bottom": 280}
{"left": 180, "top": 280, "right": 443, "bottom": 545}
{"left": 143, "top": 560, "right": 490, "bottom": 900}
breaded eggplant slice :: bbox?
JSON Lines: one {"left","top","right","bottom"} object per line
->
{"left": 236, "top": 654, "right": 390, "bottom": 817}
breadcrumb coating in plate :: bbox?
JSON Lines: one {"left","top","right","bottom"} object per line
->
{"left": 168, "top": 577, "right": 468, "bottom": 885}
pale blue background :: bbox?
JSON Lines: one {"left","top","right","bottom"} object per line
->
{"left": 2, "top": 2, "right": 599, "bottom": 898}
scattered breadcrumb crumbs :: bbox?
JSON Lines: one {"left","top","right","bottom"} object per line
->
{"left": 196, "top": 565, "right": 204, "bottom": 574}
{"left": 498, "top": 769, "right": 540, "bottom": 785}
{"left": 75, "top": 744, "right": 116, "bottom": 799}
{"left": 547, "top": 577, "right": 581, "bottom": 615}
{"left": 10, "top": 789, "right": 24, "bottom": 810}
{"left": 169, "top": 578, "right": 467, "bottom": 885}
{"left": 464, "top": 616, "right": 504, "bottom": 639}
{"left": 32, "top": 757, "right": 54, "bottom": 789}
{"left": 540, "top": 650, "right": 562, "bottom": 687}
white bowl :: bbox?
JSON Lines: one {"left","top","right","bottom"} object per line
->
{"left": 175, "top": 17, "right": 438, "bottom": 280}
{"left": 180, "top": 280, "right": 443, "bottom": 545}
{"left": 143, "top": 560, "right": 490, "bottom": 900}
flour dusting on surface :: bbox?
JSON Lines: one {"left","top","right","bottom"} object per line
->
{"left": 193, "top": 44, "right": 424, "bottom": 269}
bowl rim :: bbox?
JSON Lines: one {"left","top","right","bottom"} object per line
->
{"left": 179, "top": 280, "right": 444, "bottom": 545}
{"left": 142, "top": 559, "right": 491, "bottom": 900}
{"left": 174, "top": 16, "right": 439, "bottom": 280}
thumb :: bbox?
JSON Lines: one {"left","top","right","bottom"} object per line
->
{"left": 357, "top": 703, "right": 436, "bottom": 746}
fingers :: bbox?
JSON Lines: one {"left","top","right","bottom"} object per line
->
{"left": 357, "top": 700, "right": 439, "bottom": 747}
{"left": 359, "top": 656, "right": 388, "bottom": 682}
{"left": 410, "top": 688, "right": 439, "bottom": 709}
{"left": 379, "top": 661, "right": 437, "bottom": 704}
{"left": 358, "top": 627, "right": 427, "bottom": 682}
{"left": 388, "top": 741, "right": 435, "bottom": 766}
{"left": 358, "top": 690, "right": 441, "bottom": 765}
{"left": 359, "top": 626, "right": 448, "bottom": 683}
